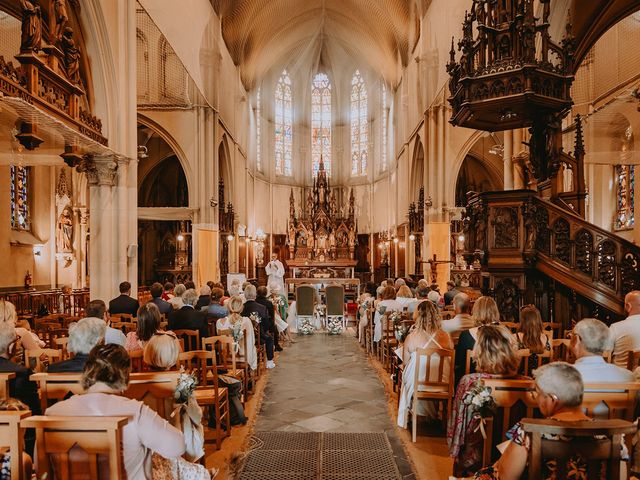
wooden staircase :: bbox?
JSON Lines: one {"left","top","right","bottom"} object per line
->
{"left": 464, "top": 189, "right": 640, "bottom": 327}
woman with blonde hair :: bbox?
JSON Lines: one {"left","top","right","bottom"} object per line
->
{"left": 454, "top": 296, "right": 501, "bottom": 385}
{"left": 216, "top": 296, "right": 257, "bottom": 371}
{"left": 397, "top": 300, "right": 453, "bottom": 428}
{"left": 448, "top": 325, "right": 521, "bottom": 476}
{"left": 0, "top": 300, "right": 44, "bottom": 351}
{"left": 515, "top": 305, "right": 550, "bottom": 373}
{"left": 395, "top": 285, "right": 416, "bottom": 311}
{"left": 373, "top": 286, "right": 401, "bottom": 343}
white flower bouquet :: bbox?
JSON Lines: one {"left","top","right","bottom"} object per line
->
{"left": 388, "top": 311, "right": 403, "bottom": 324}
{"left": 394, "top": 323, "right": 410, "bottom": 342}
{"left": 231, "top": 321, "right": 244, "bottom": 352}
{"left": 175, "top": 368, "right": 198, "bottom": 404}
{"left": 249, "top": 312, "right": 261, "bottom": 326}
{"left": 462, "top": 384, "right": 496, "bottom": 418}
{"left": 270, "top": 294, "right": 286, "bottom": 309}
{"left": 298, "top": 318, "right": 315, "bottom": 335}
{"left": 327, "top": 317, "right": 343, "bottom": 335}
{"left": 359, "top": 299, "right": 372, "bottom": 311}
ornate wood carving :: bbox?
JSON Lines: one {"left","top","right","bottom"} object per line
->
{"left": 574, "top": 229, "right": 593, "bottom": 276}
{"left": 596, "top": 240, "right": 617, "bottom": 290}
{"left": 492, "top": 207, "right": 518, "bottom": 249}
{"left": 552, "top": 218, "right": 570, "bottom": 265}
{"left": 621, "top": 251, "right": 640, "bottom": 295}
{"left": 494, "top": 277, "right": 521, "bottom": 324}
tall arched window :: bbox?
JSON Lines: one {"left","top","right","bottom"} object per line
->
{"left": 256, "top": 86, "right": 262, "bottom": 172}
{"left": 275, "top": 70, "right": 293, "bottom": 176}
{"left": 381, "top": 83, "right": 388, "bottom": 172}
{"left": 312, "top": 73, "right": 331, "bottom": 176}
{"left": 351, "top": 70, "right": 368, "bottom": 175}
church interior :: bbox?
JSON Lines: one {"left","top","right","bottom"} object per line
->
{"left": 1, "top": 0, "right": 640, "bottom": 478}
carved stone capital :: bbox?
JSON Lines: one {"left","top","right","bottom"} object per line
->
{"left": 76, "top": 153, "right": 121, "bottom": 186}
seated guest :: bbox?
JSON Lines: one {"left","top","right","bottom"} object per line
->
{"left": 108, "top": 281, "right": 140, "bottom": 317}
{"left": 46, "top": 344, "right": 188, "bottom": 479}
{"left": 161, "top": 282, "right": 174, "bottom": 301}
{"left": 0, "top": 322, "right": 41, "bottom": 456}
{"left": 48, "top": 318, "right": 106, "bottom": 372}
{"left": 394, "top": 278, "right": 406, "bottom": 291}
{"left": 207, "top": 287, "right": 229, "bottom": 322}
{"left": 374, "top": 286, "right": 402, "bottom": 343}
{"left": 610, "top": 290, "right": 640, "bottom": 368}
{"left": 397, "top": 301, "right": 453, "bottom": 428}
{"left": 148, "top": 282, "right": 172, "bottom": 315}
{"left": 514, "top": 305, "right": 551, "bottom": 374}
{"left": 444, "top": 281, "right": 460, "bottom": 307}
{"left": 242, "top": 285, "right": 275, "bottom": 369}
{"left": 126, "top": 303, "right": 177, "bottom": 352}
{"left": 454, "top": 296, "right": 500, "bottom": 385}
{"left": 196, "top": 285, "right": 211, "bottom": 310}
{"left": 256, "top": 286, "right": 282, "bottom": 352}
{"left": 213, "top": 282, "right": 229, "bottom": 304}
{"left": 448, "top": 325, "right": 520, "bottom": 476}
{"left": 442, "top": 292, "right": 474, "bottom": 344}
{"left": 167, "top": 289, "right": 209, "bottom": 348}
{"left": 408, "top": 285, "right": 429, "bottom": 314}
{"left": 169, "top": 284, "right": 186, "bottom": 310}
{"left": 571, "top": 318, "right": 633, "bottom": 382}
{"left": 357, "top": 283, "right": 377, "bottom": 343}
{"left": 0, "top": 300, "right": 45, "bottom": 351}
{"left": 395, "top": 285, "right": 416, "bottom": 311}
{"left": 184, "top": 281, "right": 196, "bottom": 291}
{"left": 217, "top": 296, "right": 257, "bottom": 371}
{"left": 86, "top": 300, "right": 127, "bottom": 347}
{"left": 427, "top": 289, "right": 443, "bottom": 308}
{"left": 474, "top": 363, "right": 623, "bottom": 480}
{"left": 145, "top": 334, "right": 247, "bottom": 430}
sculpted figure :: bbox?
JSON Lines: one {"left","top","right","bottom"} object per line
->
{"left": 20, "top": 0, "right": 42, "bottom": 53}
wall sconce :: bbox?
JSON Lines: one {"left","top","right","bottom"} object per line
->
{"left": 458, "top": 234, "right": 465, "bottom": 242}
{"left": 33, "top": 244, "right": 43, "bottom": 256}
{"left": 176, "top": 234, "right": 185, "bottom": 242}
{"left": 227, "top": 234, "right": 235, "bottom": 242}
{"left": 137, "top": 145, "right": 148, "bottom": 159}
{"left": 393, "top": 237, "right": 399, "bottom": 244}
{"left": 409, "top": 233, "right": 416, "bottom": 241}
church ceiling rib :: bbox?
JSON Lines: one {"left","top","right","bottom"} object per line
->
{"left": 213, "top": 0, "right": 411, "bottom": 88}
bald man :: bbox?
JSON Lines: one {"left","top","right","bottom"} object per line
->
{"left": 609, "top": 290, "right": 640, "bottom": 368}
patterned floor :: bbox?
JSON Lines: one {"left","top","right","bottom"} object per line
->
{"left": 239, "top": 332, "right": 416, "bottom": 479}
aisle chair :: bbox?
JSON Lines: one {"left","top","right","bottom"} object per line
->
{"left": 325, "top": 284, "right": 345, "bottom": 331}
{"left": 295, "top": 285, "right": 316, "bottom": 332}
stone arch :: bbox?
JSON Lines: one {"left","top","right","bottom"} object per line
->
{"left": 218, "top": 134, "right": 233, "bottom": 200}
{"left": 410, "top": 136, "right": 424, "bottom": 199}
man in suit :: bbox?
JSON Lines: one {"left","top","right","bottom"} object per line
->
{"left": 167, "top": 288, "right": 209, "bottom": 349}
{"left": 108, "top": 281, "right": 140, "bottom": 317}
{"left": 196, "top": 285, "right": 211, "bottom": 310}
{"left": 256, "top": 285, "right": 282, "bottom": 352}
{"left": 242, "top": 284, "right": 275, "bottom": 368}
{"left": 49, "top": 317, "right": 106, "bottom": 373}
{"left": 86, "top": 300, "right": 126, "bottom": 347}
{"left": 0, "top": 322, "right": 41, "bottom": 456}
{"left": 443, "top": 281, "right": 460, "bottom": 307}
{"left": 148, "top": 282, "right": 172, "bottom": 315}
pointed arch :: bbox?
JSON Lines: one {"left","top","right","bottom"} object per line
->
{"left": 351, "top": 70, "right": 368, "bottom": 176}
{"left": 312, "top": 72, "right": 332, "bottom": 176}
{"left": 275, "top": 70, "right": 292, "bottom": 176}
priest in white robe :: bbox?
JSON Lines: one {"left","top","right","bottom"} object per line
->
{"left": 265, "top": 254, "right": 285, "bottom": 293}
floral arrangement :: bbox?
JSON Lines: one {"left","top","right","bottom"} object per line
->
{"left": 231, "top": 321, "right": 244, "bottom": 352}
{"left": 315, "top": 304, "right": 326, "bottom": 316}
{"left": 463, "top": 384, "right": 496, "bottom": 418}
{"left": 327, "top": 317, "right": 343, "bottom": 335}
{"left": 249, "top": 312, "right": 261, "bottom": 326}
{"left": 175, "top": 368, "right": 199, "bottom": 404}
{"left": 359, "top": 298, "right": 372, "bottom": 312}
{"left": 298, "top": 318, "right": 315, "bottom": 335}
{"left": 394, "top": 323, "right": 410, "bottom": 342}
{"left": 388, "top": 311, "right": 403, "bottom": 324}
{"left": 270, "top": 294, "right": 287, "bottom": 310}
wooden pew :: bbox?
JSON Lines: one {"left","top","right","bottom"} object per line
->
{"left": 0, "top": 410, "right": 31, "bottom": 480}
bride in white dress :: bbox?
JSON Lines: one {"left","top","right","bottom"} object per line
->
{"left": 216, "top": 296, "right": 257, "bottom": 371}
{"left": 397, "top": 300, "right": 453, "bottom": 429}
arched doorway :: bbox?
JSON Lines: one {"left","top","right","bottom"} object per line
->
{"left": 137, "top": 122, "right": 192, "bottom": 286}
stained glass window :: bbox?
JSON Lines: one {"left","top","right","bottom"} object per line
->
{"left": 381, "top": 83, "right": 388, "bottom": 172}
{"left": 615, "top": 164, "right": 635, "bottom": 230}
{"left": 275, "top": 70, "right": 293, "bottom": 176}
{"left": 256, "top": 86, "right": 262, "bottom": 172}
{"left": 10, "top": 165, "right": 30, "bottom": 230}
{"left": 311, "top": 73, "right": 331, "bottom": 176}
{"left": 350, "top": 70, "right": 368, "bottom": 176}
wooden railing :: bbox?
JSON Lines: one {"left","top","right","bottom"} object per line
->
{"left": 465, "top": 190, "right": 640, "bottom": 316}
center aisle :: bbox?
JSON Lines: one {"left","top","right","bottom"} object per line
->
{"left": 236, "top": 333, "right": 416, "bottom": 479}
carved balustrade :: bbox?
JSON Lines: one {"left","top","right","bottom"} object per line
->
{"left": 465, "top": 190, "right": 640, "bottom": 315}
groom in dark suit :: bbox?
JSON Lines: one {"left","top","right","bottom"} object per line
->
{"left": 108, "top": 281, "right": 140, "bottom": 317}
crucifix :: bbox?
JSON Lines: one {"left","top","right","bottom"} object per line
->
{"left": 421, "top": 254, "right": 454, "bottom": 285}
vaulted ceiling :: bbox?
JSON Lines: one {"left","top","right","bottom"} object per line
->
{"left": 212, "top": 0, "right": 415, "bottom": 90}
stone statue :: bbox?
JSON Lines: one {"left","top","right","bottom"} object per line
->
{"left": 53, "top": 0, "right": 69, "bottom": 44}
{"left": 329, "top": 193, "right": 337, "bottom": 215}
{"left": 348, "top": 228, "right": 356, "bottom": 248}
{"left": 20, "top": 0, "right": 42, "bottom": 53}
{"left": 288, "top": 223, "right": 296, "bottom": 247}
{"left": 56, "top": 206, "right": 73, "bottom": 252}
{"left": 329, "top": 230, "right": 336, "bottom": 249}
{"left": 61, "top": 27, "right": 80, "bottom": 84}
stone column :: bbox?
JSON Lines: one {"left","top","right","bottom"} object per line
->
{"left": 77, "top": 207, "right": 89, "bottom": 288}
{"left": 503, "top": 130, "right": 514, "bottom": 190}
{"left": 78, "top": 154, "right": 130, "bottom": 303}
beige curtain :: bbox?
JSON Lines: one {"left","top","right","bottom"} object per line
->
{"left": 196, "top": 228, "right": 219, "bottom": 286}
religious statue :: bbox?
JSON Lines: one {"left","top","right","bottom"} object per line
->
{"left": 53, "top": 0, "right": 69, "bottom": 44}
{"left": 56, "top": 206, "right": 73, "bottom": 252}
{"left": 20, "top": 0, "right": 42, "bottom": 53}
{"left": 329, "top": 230, "right": 336, "bottom": 249}
{"left": 265, "top": 254, "right": 285, "bottom": 293}
{"left": 329, "top": 193, "right": 336, "bottom": 215}
{"left": 61, "top": 27, "right": 81, "bottom": 84}
{"left": 348, "top": 228, "right": 356, "bottom": 248}
{"left": 288, "top": 222, "right": 296, "bottom": 247}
